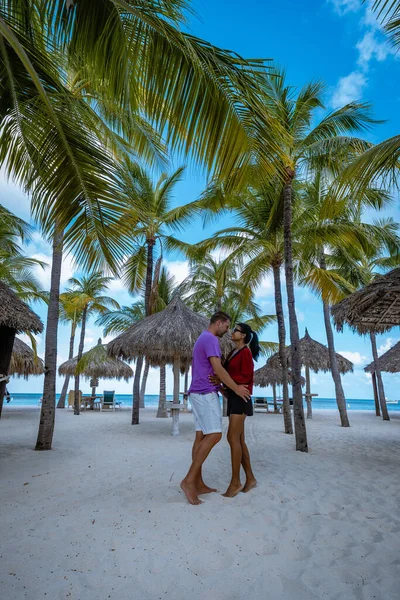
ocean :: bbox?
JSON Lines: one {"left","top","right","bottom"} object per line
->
{"left": 3, "top": 393, "right": 400, "bottom": 412}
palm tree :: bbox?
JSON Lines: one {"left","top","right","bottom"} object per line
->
{"left": 192, "top": 184, "right": 295, "bottom": 433}
{"left": 366, "top": 1, "right": 400, "bottom": 48}
{"left": 67, "top": 273, "right": 120, "bottom": 415}
{"left": 96, "top": 264, "right": 178, "bottom": 419}
{"left": 0, "top": 205, "right": 47, "bottom": 302}
{"left": 252, "top": 71, "right": 378, "bottom": 451}
{"left": 56, "top": 292, "right": 83, "bottom": 409}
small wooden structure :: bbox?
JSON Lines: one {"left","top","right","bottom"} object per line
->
{"left": 364, "top": 341, "right": 400, "bottom": 414}
{"left": 254, "top": 360, "right": 305, "bottom": 413}
{"left": 9, "top": 337, "right": 44, "bottom": 379}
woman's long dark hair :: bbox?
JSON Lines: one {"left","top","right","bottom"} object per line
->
{"left": 237, "top": 323, "right": 260, "bottom": 361}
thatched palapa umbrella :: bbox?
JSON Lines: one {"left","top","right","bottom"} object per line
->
{"left": 254, "top": 359, "right": 305, "bottom": 412}
{"left": 331, "top": 268, "right": 400, "bottom": 335}
{"left": 364, "top": 341, "right": 400, "bottom": 411}
{"left": 0, "top": 281, "right": 43, "bottom": 416}
{"left": 59, "top": 339, "right": 133, "bottom": 407}
{"left": 108, "top": 296, "right": 227, "bottom": 430}
{"left": 268, "top": 329, "right": 353, "bottom": 418}
{"left": 331, "top": 268, "right": 400, "bottom": 422}
{"left": 9, "top": 337, "right": 44, "bottom": 379}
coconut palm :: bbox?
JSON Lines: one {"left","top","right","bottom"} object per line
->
{"left": 0, "top": 205, "right": 47, "bottom": 302}
{"left": 366, "top": 1, "right": 400, "bottom": 48}
{"left": 191, "top": 185, "right": 294, "bottom": 433}
{"left": 56, "top": 292, "right": 83, "bottom": 409}
{"left": 248, "top": 70, "right": 378, "bottom": 451}
{"left": 97, "top": 265, "right": 178, "bottom": 418}
{"left": 67, "top": 273, "right": 120, "bottom": 414}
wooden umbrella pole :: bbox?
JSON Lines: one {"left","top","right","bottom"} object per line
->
{"left": 272, "top": 383, "right": 277, "bottom": 412}
{"left": 371, "top": 372, "right": 380, "bottom": 417}
{"left": 0, "top": 326, "right": 15, "bottom": 419}
{"left": 305, "top": 365, "right": 312, "bottom": 419}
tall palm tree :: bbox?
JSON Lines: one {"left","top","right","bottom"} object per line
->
{"left": 67, "top": 273, "right": 120, "bottom": 415}
{"left": 56, "top": 292, "right": 83, "bottom": 409}
{"left": 252, "top": 71, "right": 378, "bottom": 451}
{"left": 192, "top": 186, "right": 294, "bottom": 434}
{"left": 366, "top": 1, "right": 400, "bottom": 48}
{"left": 96, "top": 264, "right": 178, "bottom": 420}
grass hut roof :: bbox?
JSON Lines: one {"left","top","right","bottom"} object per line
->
{"left": 0, "top": 281, "right": 43, "bottom": 333}
{"left": 268, "top": 330, "right": 354, "bottom": 374}
{"left": 254, "top": 359, "right": 305, "bottom": 387}
{"left": 107, "top": 296, "right": 229, "bottom": 366}
{"left": 331, "top": 268, "right": 400, "bottom": 334}
{"left": 364, "top": 340, "right": 400, "bottom": 374}
{"left": 59, "top": 340, "right": 133, "bottom": 381}
{"left": 9, "top": 337, "right": 44, "bottom": 379}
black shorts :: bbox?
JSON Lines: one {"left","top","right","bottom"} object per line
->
{"left": 227, "top": 391, "right": 253, "bottom": 417}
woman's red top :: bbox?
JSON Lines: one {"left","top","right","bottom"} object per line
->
{"left": 224, "top": 346, "right": 254, "bottom": 394}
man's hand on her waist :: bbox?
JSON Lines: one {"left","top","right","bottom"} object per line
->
{"left": 235, "top": 384, "right": 250, "bottom": 402}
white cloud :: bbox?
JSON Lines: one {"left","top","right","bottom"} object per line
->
{"left": 31, "top": 252, "right": 75, "bottom": 291}
{"left": 329, "top": 0, "right": 362, "bottom": 15}
{"left": 356, "top": 31, "right": 395, "bottom": 66}
{"left": 253, "top": 272, "right": 274, "bottom": 300}
{"left": 164, "top": 259, "right": 189, "bottom": 284}
{"left": 338, "top": 350, "right": 368, "bottom": 365}
{"left": 331, "top": 71, "right": 368, "bottom": 108}
{"left": 378, "top": 337, "right": 397, "bottom": 356}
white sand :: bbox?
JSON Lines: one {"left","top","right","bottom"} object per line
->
{"left": 0, "top": 407, "right": 399, "bottom": 600}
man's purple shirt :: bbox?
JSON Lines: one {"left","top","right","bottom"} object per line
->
{"left": 188, "top": 330, "right": 221, "bottom": 394}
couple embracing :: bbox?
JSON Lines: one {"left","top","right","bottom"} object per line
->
{"left": 180, "top": 311, "right": 260, "bottom": 505}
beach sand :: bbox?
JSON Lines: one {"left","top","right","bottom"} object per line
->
{"left": 0, "top": 407, "right": 399, "bottom": 600}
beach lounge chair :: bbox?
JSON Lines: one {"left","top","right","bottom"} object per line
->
{"left": 100, "top": 390, "right": 121, "bottom": 411}
{"left": 253, "top": 397, "right": 270, "bottom": 412}
{"left": 67, "top": 390, "right": 82, "bottom": 410}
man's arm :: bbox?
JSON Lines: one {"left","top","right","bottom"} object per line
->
{"left": 209, "top": 356, "right": 250, "bottom": 401}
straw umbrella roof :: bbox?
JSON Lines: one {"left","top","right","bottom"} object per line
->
{"left": 364, "top": 340, "right": 400, "bottom": 374}
{"left": 0, "top": 281, "right": 43, "bottom": 333}
{"left": 254, "top": 359, "right": 305, "bottom": 387}
{"left": 9, "top": 337, "right": 44, "bottom": 379}
{"left": 108, "top": 296, "right": 231, "bottom": 366}
{"left": 268, "top": 330, "right": 354, "bottom": 374}
{"left": 331, "top": 268, "right": 400, "bottom": 334}
{"left": 59, "top": 339, "right": 133, "bottom": 381}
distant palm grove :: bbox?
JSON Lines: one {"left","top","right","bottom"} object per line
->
{"left": 1, "top": 1, "right": 399, "bottom": 451}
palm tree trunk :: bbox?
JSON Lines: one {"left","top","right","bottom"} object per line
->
{"left": 157, "top": 363, "right": 168, "bottom": 418}
{"left": 272, "top": 383, "right": 277, "bottom": 412}
{"left": 371, "top": 372, "right": 380, "bottom": 417}
{"left": 370, "top": 332, "right": 389, "bottom": 421}
{"left": 132, "top": 355, "right": 143, "bottom": 424}
{"left": 145, "top": 238, "right": 155, "bottom": 316}
{"left": 0, "top": 326, "right": 16, "bottom": 418}
{"left": 35, "top": 227, "right": 63, "bottom": 451}
{"left": 322, "top": 300, "right": 350, "bottom": 427}
{"left": 74, "top": 306, "right": 88, "bottom": 415}
{"left": 272, "top": 263, "right": 292, "bottom": 433}
{"left": 173, "top": 357, "right": 180, "bottom": 403}
{"left": 57, "top": 321, "right": 77, "bottom": 408}
{"left": 283, "top": 175, "right": 308, "bottom": 452}
{"left": 305, "top": 366, "right": 312, "bottom": 419}
{"left": 139, "top": 359, "right": 150, "bottom": 408}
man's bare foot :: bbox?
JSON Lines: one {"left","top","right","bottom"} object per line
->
{"left": 242, "top": 478, "right": 257, "bottom": 493}
{"left": 180, "top": 480, "right": 203, "bottom": 505}
{"left": 197, "top": 483, "right": 218, "bottom": 495}
{"left": 222, "top": 483, "right": 243, "bottom": 498}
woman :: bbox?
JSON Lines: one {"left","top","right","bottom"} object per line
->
{"left": 212, "top": 323, "right": 259, "bottom": 497}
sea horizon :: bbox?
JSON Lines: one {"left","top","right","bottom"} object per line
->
{"left": 4, "top": 392, "right": 400, "bottom": 412}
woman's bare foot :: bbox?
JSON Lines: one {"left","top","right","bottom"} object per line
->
{"left": 180, "top": 480, "right": 203, "bottom": 505}
{"left": 242, "top": 478, "right": 257, "bottom": 493}
{"left": 197, "top": 483, "right": 218, "bottom": 495}
{"left": 222, "top": 483, "right": 243, "bottom": 498}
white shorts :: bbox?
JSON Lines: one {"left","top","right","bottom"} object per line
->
{"left": 189, "top": 392, "right": 222, "bottom": 435}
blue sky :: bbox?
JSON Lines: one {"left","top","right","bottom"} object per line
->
{"left": 4, "top": 0, "right": 400, "bottom": 399}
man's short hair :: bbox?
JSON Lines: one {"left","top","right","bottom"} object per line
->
{"left": 210, "top": 311, "right": 231, "bottom": 324}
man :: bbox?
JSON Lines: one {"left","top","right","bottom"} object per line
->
{"left": 180, "top": 311, "right": 251, "bottom": 505}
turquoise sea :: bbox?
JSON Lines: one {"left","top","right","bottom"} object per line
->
{"left": 4, "top": 393, "right": 400, "bottom": 412}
